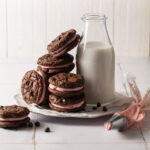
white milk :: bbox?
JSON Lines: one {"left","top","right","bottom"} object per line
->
{"left": 76, "top": 41, "right": 115, "bottom": 104}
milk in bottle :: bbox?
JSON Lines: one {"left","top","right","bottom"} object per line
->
{"left": 76, "top": 13, "right": 115, "bottom": 104}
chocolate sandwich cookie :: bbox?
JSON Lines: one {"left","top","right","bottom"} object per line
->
{"left": 47, "top": 29, "right": 80, "bottom": 58}
{"left": 0, "top": 105, "right": 30, "bottom": 128}
{"left": 48, "top": 73, "right": 84, "bottom": 98}
{"left": 37, "top": 53, "right": 75, "bottom": 75}
{"left": 49, "top": 94, "right": 86, "bottom": 112}
{"left": 21, "top": 70, "right": 48, "bottom": 105}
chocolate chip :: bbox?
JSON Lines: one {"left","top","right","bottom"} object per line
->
{"left": 97, "top": 102, "right": 101, "bottom": 107}
{"left": 35, "top": 121, "right": 40, "bottom": 127}
{"left": 45, "top": 127, "right": 50, "bottom": 132}
{"left": 92, "top": 106, "right": 97, "bottom": 110}
{"left": 28, "top": 122, "right": 33, "bottom": 127}
{"left": 58, "top": 37, "right": 62, "bottom": 40}
{"left": 103, "top": 106, "right": 107, "bottom": 112}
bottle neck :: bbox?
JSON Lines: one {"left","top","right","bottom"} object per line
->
{"left": 81, "top": 19, "right": 112, "bottom": 45}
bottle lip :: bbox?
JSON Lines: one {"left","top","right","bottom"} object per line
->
{"left": 81, "top": 13, "right": 107, "bottom": 21}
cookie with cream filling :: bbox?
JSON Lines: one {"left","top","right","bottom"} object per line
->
{"left": 21, "top": 70, "right": 48, "bottom": 105}
{"left": 49, "top": 94, "right": 86, "bottom": 112}
{"left": 47, "top": 29, "right": 80, "bottom": 58}
{"left": 48, "top": 73, "right": 84, "bottom": 98}
{"left": 0, "top": 105, "right": 30, "bottom": 128}
{"left": 37, "top": 53, "right": 74, "bottom": 75}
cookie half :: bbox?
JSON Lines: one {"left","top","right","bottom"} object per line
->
{"left": 37, "top": 53, "right": 75, "bottom": 75}
{"left": 21, "top": 70, "right": 48, "bottom": 105}
{"left": 49, "top": 94, "right": 86, "bottom": 112}
{"left": 0, "top": 105, "right": 30, "bottom": 128}
{"left": 48, "top": 73, "right": 84, "bottom": 98}
{"left": 47, "top": 29, "right": 80, "bottom": 58}
{"left": 0, "top": 117, "right": 30, "bottom": 128}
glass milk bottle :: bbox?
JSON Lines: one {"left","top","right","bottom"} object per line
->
{"left": 76, "top": 13, "right": 115, "bottom": 104}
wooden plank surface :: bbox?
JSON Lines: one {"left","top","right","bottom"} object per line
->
{"left": 0, "top": 0, "right": 150, "bottom": 56}
{"left": 114, "top": 0, "right": 128, "bottom": 56}
{"left": 0, "top": 0, "right": 7, "bottom": 57}
{"left": 127, "top": 0, "right": 150, "bottom": 56}
{"left": 7, "top": 0, "right": 33, "bottom": 57}
{"left": 33, "top": 0, "right": 47, "bottom": 57}
{"left": 101, "top": 0, "right": 114, "bottom": 43}
{"left": 114, "top": 0, "right": 150, "bottom": 56}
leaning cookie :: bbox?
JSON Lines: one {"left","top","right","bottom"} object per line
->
{"left": 0, "top": 105, "right": 30, "bottom": 128}
{"left": 47, "top": 29, "right": 80, "bottom": 58}
{"left": 21, "top": 70, "right": 48, "bottom": 105}
{"left": 49, "top": 94, "right": 86, "bottom": 112}
{"left": 37, "top": 53, "right": 75, "bottom": 75}
{"left": 48, "top": 73, "right": 84, "bottom": 98}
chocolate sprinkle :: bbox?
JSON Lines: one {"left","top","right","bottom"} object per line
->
{"left": 103, "top": 106, "right": 107, "bottom": 112}
{"left": 82, "top": 108, "right": 85, "bottom": 111}
{"left": 45, "top": 127, "right": 50, "bottom": 132}
{"left": 28, "top": 122, "right": 33, "bottom": 128}
{"left": 35, "top": 121, "right": 40, "bottom": 127}
{"left": 92, "top": 106, "right": 97, "bottom": 110}
{"left": 97, "top": 102, "right": 101, "bottom": 107}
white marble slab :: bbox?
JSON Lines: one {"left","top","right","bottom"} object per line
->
{"left": 36, "top": 143, "right": 146, "bottom": 150}
{"left": 0, "top": 113, "right": 37, "bottom": 144}
{"left": 0, "top": 144, "right": 34, "bottom": 150}
{"left": 139, "top": 113, "right": 150, "bottom": 142}
{"left": 147, "top": 143, "right": 150, "bottom": 150}
{"left": 35, "top": 115, "right": 143, "bottom": 144}
{"left": 0, "top": 127, "right": 34, "bottom": 144}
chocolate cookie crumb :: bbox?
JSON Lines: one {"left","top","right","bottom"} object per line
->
{"left": 28, "top": 122, "right": 33, "bottom": 127}
{"left": 103, "top": 106, "right": 107, "bottom": 112}
{"left": 92, "top": 106, "right": 97, "bottom": 110}
{"left": 97, "top": 102, "right": 101, "bottom": 107}
{"left": 44, "top": 127, "right": 50, "bottom": 132}
{"left": 35, "top": 121, "right": 40, "bottom": 127}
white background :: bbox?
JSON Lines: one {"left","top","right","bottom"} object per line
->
{"left": 0, "top": 0, "right": 150, "bottom": 58}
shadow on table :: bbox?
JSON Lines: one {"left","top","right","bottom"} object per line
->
{"left": 36, "top": 113, "right": 111, "bottom": 127}
{"left": 35, "top": 113, "right": 143, "bottom": 141}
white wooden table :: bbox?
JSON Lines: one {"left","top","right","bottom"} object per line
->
{"left": 0, "top": 57, "right": 150, "bottom": 150}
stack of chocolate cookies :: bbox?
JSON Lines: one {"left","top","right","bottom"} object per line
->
{"left": 21, "top": 29, "right": 86, "bottom": 112}
{"left": 48, "top": 73, "right": 85, "bottom": 112}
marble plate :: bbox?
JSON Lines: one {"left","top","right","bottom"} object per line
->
{"left": 14, "top": 92, "right": 133, "bottom": 118}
